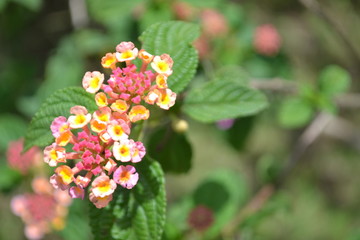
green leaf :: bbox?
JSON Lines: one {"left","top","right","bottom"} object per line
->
{"left": 0, "top": 0, "right": 8, "bottom": 12}
{"left": 12, "top": 0, "right": 42, "bottom": 11}
{"left": 0, "top": 161, "right": 22, "bottom": 192}
{"left": 278, "top": 97, "right": 314, "bottom": 128}
{"left": 214, "top": 65, "right": 250, "bottom": 86}
{"left": 196, "top": 170, "right": 249, "bottom": 239}
{"left": 147, "top": 127, "right": 192, "bottom": 174}
{"left": 165, "top": 169, "right": 249, "bottom": 239}
{"left": 223, "top": 116, "right": 254, "bottom": 150}
{"left": 0, "top": 114, "right": 27, "bottom": 152}
{"left": 61, "top": 200, "right": 91, "bottom": 240}
{"left": 140, "top": 21, "right": 200, "bottom": 93}
{"left": 183, "top": 80, "right": 268, "bottom": 123}
{"left": 89, "top": 157, "right": 166, "bottom": 240}
{"left": 24, "top": 87, "right": 97, "bottom": 151}
{"left": 319, "top": 65, "right": 351, "bottom": 96}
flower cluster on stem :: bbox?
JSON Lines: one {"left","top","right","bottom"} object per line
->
{"left": 44, "top": 41, "right": 176, "bottom": 208}
{"left": 11, "top": 177, "right": 72, "bottom": 240}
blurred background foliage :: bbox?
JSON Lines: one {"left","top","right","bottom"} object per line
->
{"left": 0, "top": 0, "right": 360, "bottom": 239}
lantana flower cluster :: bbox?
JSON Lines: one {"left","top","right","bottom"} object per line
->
{"left": 44, "top": 41, "right": 176, "bottom": 208}
{"left": 11, "top": 177, "right": 72, "bottom": 240}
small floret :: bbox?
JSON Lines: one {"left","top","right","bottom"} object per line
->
{"left": 151, "top": 54, "right": 173, "bottom": 76}
{"left": 91, "top": 174, "right": 117, "bottom": 198}
{"left": 113, "top": 165, "right": 139, "bottom": 189}
{"left": 82, "top": 71, "right": 105, "bottom": 93}
{"left": 68, "top": 106, "right": 91, "bottom": 129}
{"left": 101, "top": 53, "right": 117, "bottom": 69}
{"left": 128, "top": 105, "right": 150, "bottom": 122}
{"left": 44, "top": 143, "right": 66, "bottom": 167}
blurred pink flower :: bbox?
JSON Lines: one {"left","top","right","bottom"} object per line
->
{"left": 201, "top": 8, "right": 229, "bottom": 38}
{"left": 172, "top": 1, "right": 195, "bottom": 21}
{"left": 6, "top": 138, "right": 42, "bottom": 174}
{"left": 216, "top": 119, "right": 235, "bottom": 130}
{"left": 194, "top": 34, "right": 211, "bottom": 59}
{"left": 11, "top": 177, "right": 72, "bottom": 239}
{"left": 253, "top": 24, "right": 281, "bottom": 56}
{"left": 187, "top": 205, "right": 214, "bottom": 231}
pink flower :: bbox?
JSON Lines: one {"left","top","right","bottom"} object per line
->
{"left": 144, "top": 88, "right": 160, "bottom": 105}
{"left": 90, "top": 119, "right": 107, "bottom": 133}
{"left": 103, "top": 158, "right": 117, "bottom": 174}
{"left": 50, "top": 116, "right": 69, "bottom": 138}
{"left": 115, "top": 42, "right": 138, "bottom": 62}
{"left": 89, "top": 192, "right": 113, "bottom": 209}
{"left": 53, "top": 165, "right": 74, "bottom": 187}
{"left": 194, "top": 34, "right": 210, "bottom": 59}
{"left": 131, "top": 141, "right": 146, "bottom": 163}
{"left": 43, "top": 41, "right": 179, "bottom": 208}
{"left": 69, "top": 186, "right": 85, "bottom": 199}
{"left": 253, "top": 24, "right": 281, "bottom": 56}
{"left": 74, "top": 174, "right": 92, "bottom": 188}
{"left": 187, "top": 205, "right": 214, "bottom": 231}
{"left": 201, "top": 9, "right": 229, "bottom": 38}
{"left": 128, "top": 105, "right": 150, "bottom": 122}
{"left": 91, "top": 174, "right": 117, "bottom": 198}
{"left": 10, "top": 177, "right": 72, "bottom": 239}
{"left": 82, "top": 71, "right": 105, "bottom": 93}
{"left": 113, "top": 140, "right": 133, "bottom": 162}
{"left": 107, "top": 119, "right": 130, "bottom": 141}
{"left": 11, "top": 195, "right": 27, "bottom": 217}
{"left": 43, "top": 143, "right": 66, "bottom": 167}
{"left": 138, "top": 49, "right": 154, "bottom": 63}
{"left": 50, "top": 174, "right": 68, "bottom": 191}
{"left": 116, "top": 41, "right": 135, "bottom": 53}
{"left": 93, "top": 106, "right": 112, "bottom": 123}
{"left": 216, "top": 119, "right": 235, "bottom": 130}
{"left": 113, "top": 165, "right": 139, "bottom": 189}
{"left": 68, "top": 106, "right": 91, "bottom": 129}
{"left": 6, "top": 138, "right": 41, "bottom": 174}
{"left": 110, "top": 99, "right": 129, "bottom": 113}
{"left": 156, "top": 74, "right": 168, "bottom": 89}
{"left": 32, "top": 177, "right": 53, "bottom": 195}
{"left": 95, "top": 92, "right": 108, "bottom": 107}
{"left": 25, "top": 224, "right": 46, "bottom": 240}
{"left": 172, "top": 1, "right": 194, "bottom": 21}
{"left": 101, "top": 53, "right": 117, "bottom": 69}
{"left": 155, "top": 88, "right": 177, "bottom": 110}
{"left": 151, "top": 54, "right": 173, "bottom": 76}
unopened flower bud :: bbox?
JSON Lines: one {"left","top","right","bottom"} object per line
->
{"left": 172, "top": 119, "right": 189, "bottom": 133}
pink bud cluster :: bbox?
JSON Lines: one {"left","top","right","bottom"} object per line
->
{"left": 11, "top": 177, "right": 71, "bottom": 240}
{"left": 253, "top": 24, "right": 281, "bottom": 56}
{"left": 44, "top": 41, "right": 176, "bottom": 208}
{"left": 6, "top": 138, "right": 42, "bottom": 175}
